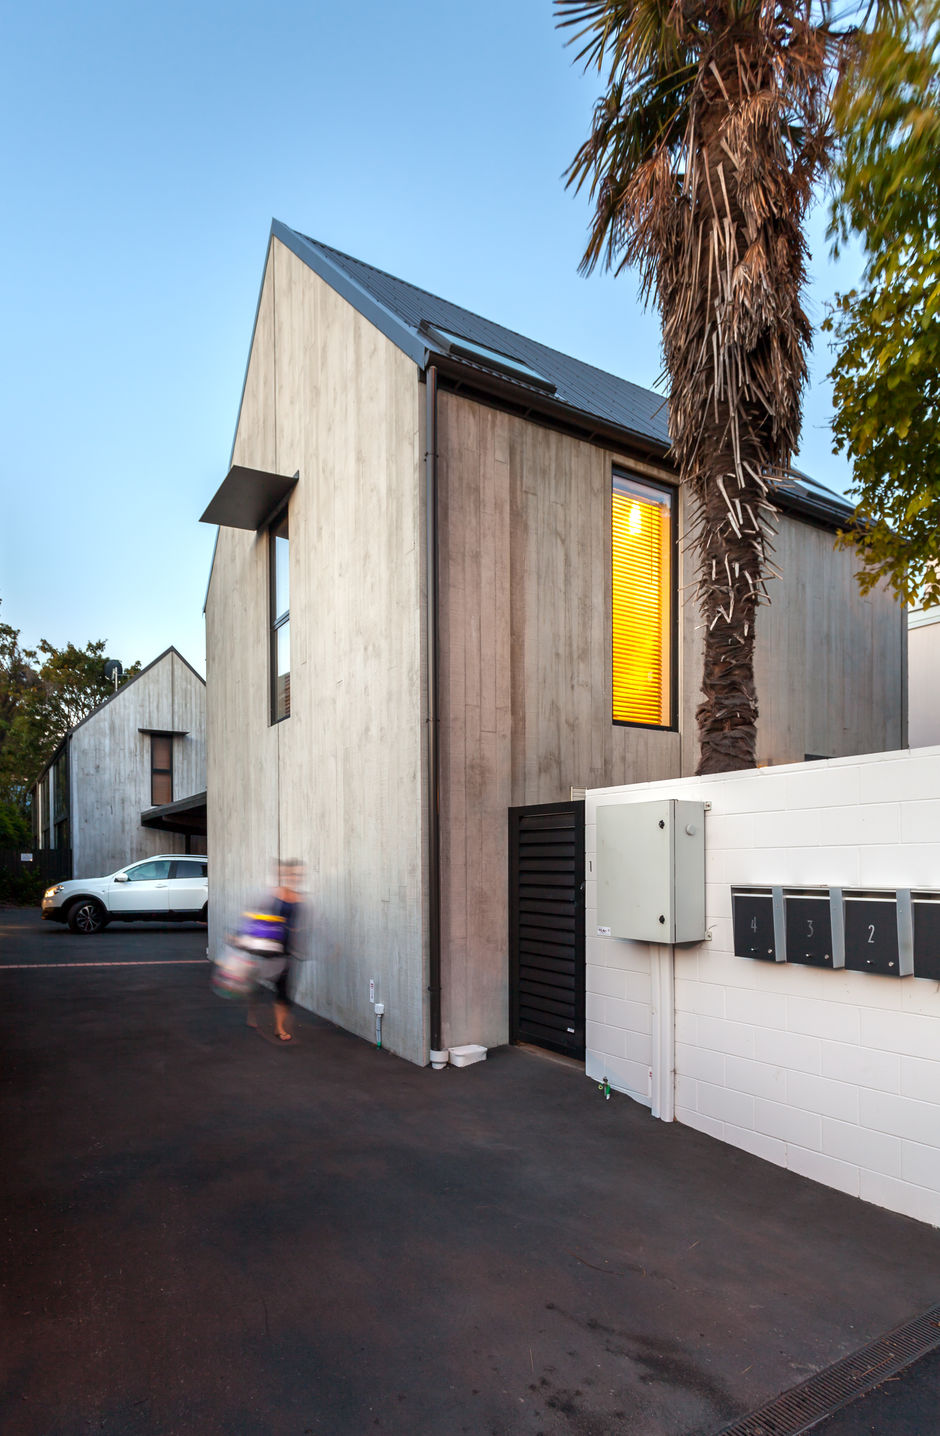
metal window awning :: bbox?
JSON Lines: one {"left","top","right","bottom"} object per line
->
{"left": 199, "top": 466, "right": 297, "bottom": 531}
{"left": 140, "top": 790, "right": 207, "bottom": 836}
{"left": 138, "top": 728, "right": 188, "bottom": 737}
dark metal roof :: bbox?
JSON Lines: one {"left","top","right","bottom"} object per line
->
{"left": 272, "top": 221, "right": 671, "bottom": 450}
{"left": 772, "top": 471, "right": 855, "bottom": 529}
{"left": 269, "top": 221, "right": 853, "bottom": 531}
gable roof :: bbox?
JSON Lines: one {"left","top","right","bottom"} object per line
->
{"left": 67, "top": 646, "right": 205, "bottom": 739}
{"left": 271, "top": 221, "right": 853, "bottom": 531}
{"left": 30, "top": 647, "right": 205, "bottom": 789}
{"left": 272, "top": 221, "right": 671, "bottom": 451}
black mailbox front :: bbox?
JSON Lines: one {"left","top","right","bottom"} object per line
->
{"left": 785, "top": 892, "right": 834, "bottom": 968}
{"left": 843, "top": 893, "right": 900, "bottom": 975}
{"left": 732, "top": 889, "right": 777, "bottom": 961}
{"left": 913, "top": 895, "right": 940, "bottom": 980}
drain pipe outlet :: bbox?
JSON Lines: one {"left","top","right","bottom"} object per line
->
{"left": 374, "top": 1003, "right": 384, "bottom": 1050}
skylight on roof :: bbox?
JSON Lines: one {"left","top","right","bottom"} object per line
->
{"left": 419, "top": 322, "right": 556, "bottom": 394}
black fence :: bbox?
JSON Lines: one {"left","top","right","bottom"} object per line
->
{"left": 0, "top": 848, "right": 72, "bottom": 885}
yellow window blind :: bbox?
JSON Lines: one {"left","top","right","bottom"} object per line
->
{"left": 612, "top": 474, "right": 673, "bottom": 726}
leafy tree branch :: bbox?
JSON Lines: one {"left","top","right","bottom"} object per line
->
{"left": 825, "top": 0, "right": 940, "bottom": 605}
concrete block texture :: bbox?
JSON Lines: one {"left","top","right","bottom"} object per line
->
{"left": 785, "top": 1145, "right": 860, "bottom": 1198}
{"left": 586, "top": 748, "right": 940, "bottom": 1227}
{"left": 822, "top": 1117, "right": 901, "bottom": 1177}
{"left": 755, "top": 1097, "right": 823, "bottom": 1150}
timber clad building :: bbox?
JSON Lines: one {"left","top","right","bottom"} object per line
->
{"left": 31, "top": 648, "right": 207, "bottom": 880}
{"left": 202, "top": 221, "right": 906, "bottom": 1068}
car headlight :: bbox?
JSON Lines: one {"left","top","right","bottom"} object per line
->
{"left": 44, "top": 885, "right": 63, "bottom": 899}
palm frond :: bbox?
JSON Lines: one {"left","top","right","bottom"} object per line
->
{"left": 558, "top": 0, "right": 846, "bottom": 772}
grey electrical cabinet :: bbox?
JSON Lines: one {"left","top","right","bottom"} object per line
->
{"left": 596, "top": 799, "right": 706, "bottom": 942}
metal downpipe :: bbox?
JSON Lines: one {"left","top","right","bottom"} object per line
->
{"left": 425, "top": 365, "right": 442, "bottom": 1056}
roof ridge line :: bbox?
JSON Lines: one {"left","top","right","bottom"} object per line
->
{"left": 297, "top": 229, "right": 664, "bottom": 401}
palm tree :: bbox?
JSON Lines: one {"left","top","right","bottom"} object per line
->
{"left": 559, "top": 0, "right": 841, "bottom": 772}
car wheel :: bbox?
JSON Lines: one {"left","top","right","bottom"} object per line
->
{"left": 67, "top": 899, "right": 108, "bottom": 935}
{"left": 199, "top": 903, "right": 208, "bottom": 924}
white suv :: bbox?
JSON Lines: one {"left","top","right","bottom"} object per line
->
{"left": 42, "top": 855, "right": 208, "bottom": 934}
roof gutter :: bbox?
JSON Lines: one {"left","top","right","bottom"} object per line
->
{"left": 425, "top": 365, "right": 443, "bottom": 1062}
{"left": 430, "top": 353, "right": 670, "bottom": 464}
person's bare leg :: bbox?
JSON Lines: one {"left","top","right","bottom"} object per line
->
{"left": 274, "top": 1001, "right": 292, "bottom": 1040}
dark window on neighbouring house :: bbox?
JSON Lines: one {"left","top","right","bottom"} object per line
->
{"left": 612, "top": 471, "right": 677, "bottom": 728}
{"left": 270, "top": 509, "right": 290, "bottom": 722}
{"left": 171, "top": 859, "right": 207, "bottom": 878}
{"left": 52, "top": 752, "right": 69, "bottom": 850}
{"left": 151, "top": 735, "right": 173, "bottom": 806}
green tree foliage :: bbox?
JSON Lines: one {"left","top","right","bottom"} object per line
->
{"left": 825, "top": 0, "right": 940, "bottom": 604}
{"left": 0, "top": 802, "right": 31, "bottom": 847}
{"left": 0, "top": 601, "right": 140, "bottom": 815}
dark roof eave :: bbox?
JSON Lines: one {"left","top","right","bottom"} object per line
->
{"left": 272, "top": 221, "right": 853, "bottom": 534}
{"left": 428, "top": 356, "right": 855, "bottom": 531}
{"left": 773, "top": 486, "right": 854, "bottom": 534}
{"left": 426, "top": 353, "right": 672, "bottom": 463}
{"left": 29, "top": 733, "right": 69, "bottom": 794}
{"left": 272, "top": 221, "right": 429, "bottom": 369}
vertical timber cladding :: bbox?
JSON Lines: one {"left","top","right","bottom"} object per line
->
{"left": 509, "top": 801, "right": 586, "bottom": 1059}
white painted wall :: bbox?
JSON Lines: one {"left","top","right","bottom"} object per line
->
{"left": 70, "top": 650, "right": 206, "bottom": 877}
{"left": 586, "top": 748, "right": 940, "bottom": 1228}
{"left": 909, "top": 608, "right": 940, "bottom": 748}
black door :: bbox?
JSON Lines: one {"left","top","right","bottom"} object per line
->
{"left": 509, "top": 800, "right": 585, "bottom": 1060}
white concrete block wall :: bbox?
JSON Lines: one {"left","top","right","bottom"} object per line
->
{"left": 586, "top": 747, "right": 940, "bottom": 1228}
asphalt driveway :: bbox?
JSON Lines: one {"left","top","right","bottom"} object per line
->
{"left": 1, "top": 908, "right": 938, "bottom": 1435}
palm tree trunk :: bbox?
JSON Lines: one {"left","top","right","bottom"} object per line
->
{"left": 693, "top": 463, "right": 768, "bottom": 772}
{"left": 559, "top": 0, "right": 835, "bottom": 775}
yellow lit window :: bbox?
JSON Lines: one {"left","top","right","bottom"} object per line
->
{"left": 612, "top": 473, "right": 674, "bottom": 726}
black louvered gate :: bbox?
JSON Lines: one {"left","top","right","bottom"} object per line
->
{"left": 509, "top": 800, "right": 585, "bottom": 1060}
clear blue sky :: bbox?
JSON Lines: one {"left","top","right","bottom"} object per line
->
{"left": 0, "top": 0, "right": 860, "bottom": 676}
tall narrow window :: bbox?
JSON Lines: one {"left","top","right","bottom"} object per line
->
{"left": 612, "top": 472, "right": 675, "bottom": 727}
{"left": 270, "top": 510, "right": 290, "bottom": 722}
{"left": 151, "top": 735, "right": 173, "bottom": 805}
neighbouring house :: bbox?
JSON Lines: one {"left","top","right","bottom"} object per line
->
{"left": 908, "top": 605, "right": 940, "bottom": 747}
{"left": 201, "top": 220, "right": 906, "bottom": 1068}
{"left": 31, "top": 647, "right": 206, "bottom": 879}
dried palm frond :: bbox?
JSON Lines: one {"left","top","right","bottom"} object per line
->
{"left": 559, "top": 0, "right": 844, "bottom": 772}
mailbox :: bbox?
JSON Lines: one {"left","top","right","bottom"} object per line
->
{"left": 732, "top": 888, "right": 781, "bottom": 962}
{"left": 784, "top": 890, "right": 836, "bottom": 968}
{"left": 913, "top": 893, "right": 940, "bottom": 980}
{"left": 843, "top": 892, "right": 908, "bottom": 976}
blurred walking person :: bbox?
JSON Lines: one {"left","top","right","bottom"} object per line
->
{"left": 222, "top": 860, "right": 305, "bottom": 1041}
{"left": 246, "top": 859, "right": 305, "bottom": 1041}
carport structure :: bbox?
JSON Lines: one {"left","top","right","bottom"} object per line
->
{"left": 140, "top": 788, "right": 207, "bottom": 853}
